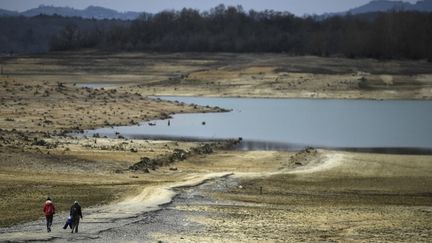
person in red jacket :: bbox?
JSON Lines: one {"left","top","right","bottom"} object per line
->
{"left": 42, "top": 197, "right": 55, "bottom": 232}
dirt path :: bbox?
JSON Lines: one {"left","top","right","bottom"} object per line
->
{"left": 93, "top": 150, "right": 432, "bottom": 242}
{"left": 1, "top": 149, "right": 431, "bottom": 242}
{"left": 152, "top": 150, "right": 432, "bottom": 242}
{"left": 0, "top": 149, "right": 296, "bottom": 242}
{"left": 0, "top": 173, "right": 231, "bottom": 242}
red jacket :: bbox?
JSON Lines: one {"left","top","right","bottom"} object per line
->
{"left": 43, "top": 200, "right": 55, "bottom": 216}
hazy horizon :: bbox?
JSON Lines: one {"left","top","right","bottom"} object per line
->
{"left": 0, "top": 0, "right": 421, "bottom": 16}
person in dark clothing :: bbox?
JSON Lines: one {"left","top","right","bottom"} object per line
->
{"left": 70, "top": 201, "right": 83, "bottom": 233}
{"left": 42, "top": 197, "right": 55, "bottom": 232}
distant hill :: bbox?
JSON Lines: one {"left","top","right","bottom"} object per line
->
{"left": 2, "top": 1, "right": 432, "bottom": 20}
{"left": 0, "top": 9, "right": 18, "bottom": 16}
{"left": 344, "top": 0, "right": 432, "bottom": 15}
{"left": 0, "top": 5, "right": 147, "bottom": 20}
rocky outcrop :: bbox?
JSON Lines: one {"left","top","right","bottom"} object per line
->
{"left": 129, "top": 140, "right": 240, "bottom": 172}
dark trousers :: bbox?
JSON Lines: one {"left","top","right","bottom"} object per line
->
{"left": 46, "top": 215, "right": 53, "bottom": 231}
{"left": 71, "top": 217, "right": 80, "bottom": 233}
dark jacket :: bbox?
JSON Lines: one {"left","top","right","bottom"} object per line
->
{"left": 70, "top": 203, "right": 82, "bottom": 219}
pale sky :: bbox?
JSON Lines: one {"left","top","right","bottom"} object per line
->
{"left": 0, "top": 0, "right": 419, "bottom": 16}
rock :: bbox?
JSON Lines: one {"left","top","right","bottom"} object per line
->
{"left": 127, "top": 141, "right": 239, "bottom": 172}
{"left": 160, "top": 112, "right": 170, "bottom": 119}
{"left": 172, "top": 149, "right": 188, "bottom": 161}
{"left": 192, "top": 144, "right": 213, "bottom": 154}
{"left": 33, "top": 139, "right": 47, "bottom": 146}
{"left": 129, "top": 157, "right": 154, "bottom": 171}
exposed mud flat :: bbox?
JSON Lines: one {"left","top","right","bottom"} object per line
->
{"left": 0, "top": 76, "right": 224, "bottom": 227}
{"left": 1, "top": 146, "right": 432, "bottom": 242}
{"left": 3, "top": 149, "right": 430, "bottom": 242}
{"left": 0, "top": 134, "right": 236, "bottom": 228}
{"left": 2, "top": 52, "right": 432, "bottom": 100}
{"left": 146, "top": 150, "right": 432, "bottom": 242}
{"left": 0, "top": 172, "right": 231, "bottom": 242}
{"left": 0, "top": 77, "right": 221, "bottom": 134}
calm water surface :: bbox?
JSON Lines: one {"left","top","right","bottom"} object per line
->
{"left": 84, "top": 97, "right": 432, "bottom": 150}
{"left": 77, "top": 83, "right": 117, "bottom": 89}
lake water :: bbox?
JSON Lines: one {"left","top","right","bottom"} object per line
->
{"left": 77, "top": 83, "right": 118, "bottom": 89}
{"left": 83, "top": 97, "right": 432, "bottom": 151}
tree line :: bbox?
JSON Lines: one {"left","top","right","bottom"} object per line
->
{"left": 1, "top": 5, "right": 432, "bottom": 60}
{"left": 0, "top": 14, "right": 128, "bottom": 54}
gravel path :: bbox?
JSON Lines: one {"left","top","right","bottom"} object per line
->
{"left": 0, "top": 173, "right": 233, "bottom": 242}
{"left": 92, "top": 175, "right": 244, "bottom": 242}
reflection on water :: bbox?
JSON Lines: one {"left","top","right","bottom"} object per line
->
{"left": 83, "top": 96, "right": 432, "bottom": 150}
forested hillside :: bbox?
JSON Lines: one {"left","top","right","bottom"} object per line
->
{"left": 0, "top": 15, "right": 129, "bottom": 53}
{"left": 1, "top": 5, "right": 431, "bottom": 60}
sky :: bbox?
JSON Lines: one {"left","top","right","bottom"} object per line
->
{"left": 0, "top": 0, "right": 420, "bottom": 16}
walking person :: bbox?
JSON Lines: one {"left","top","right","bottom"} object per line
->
{"left": 70, "top": 201, "right": 83, "bottom": 233}
{"left": 42, "top": 197, "right": 55, "bottom": 232}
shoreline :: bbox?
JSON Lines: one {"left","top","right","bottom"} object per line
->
{"left": 148, "top": 93, "right": 432, "bottom": 101}
{"left": 0, "top": 52, "right": 431, "bottom": 241}
{"left": 74, "top": 132, "right": 432, "bottom": 155}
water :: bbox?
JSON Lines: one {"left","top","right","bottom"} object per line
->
{"left": 77, "top": 83, "right": 117, "bottom": 89}
{"left": 83, "top": 97, "right": 432, "bottom": 151}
